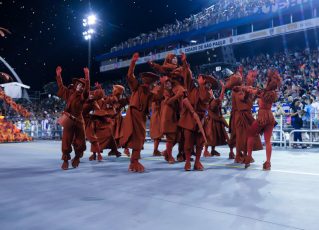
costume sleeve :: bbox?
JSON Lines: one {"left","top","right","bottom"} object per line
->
{"left": 56, "top": 75, "right": 70, "bottom": 101}
{"left": 152, "top": 84, "right": 164, "bottom": 101}
{"left": 198, "top": 84, "right": 211, "bottom": 103}
{"left": 166, "top": 87, "right": 185, "bottom": 105}
{"left": 102, "top": 95, "right": 118, "bottom": 105}
{"left": 82, "top": 78, "right": 90, "bottom": 101}
{"left": 150, "top": 62, "right": 165, "bottom": 74}
{"left": 92, "top": 100, "right": 100, "bottom": 110}
{"left": 183, "top": 64, "right": 193, "bottom": 92}
{"left": 209, "top": 99, "right": 220, "bottom": 111}
{"left": 127, "top": 60, "right": 139, "bottom": 92}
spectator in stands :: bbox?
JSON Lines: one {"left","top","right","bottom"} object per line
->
{"left": 290, "top": 98, "right": 304, "bottom": 148}
{"left": 303, "top": 97, "right": 314, "bottom": 128}
{"left": 274, "top": 103, "right": 286, "bottom": 117}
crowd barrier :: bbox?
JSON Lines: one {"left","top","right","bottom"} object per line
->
{"left": 3, "top": 113, "right": 319, "bottom": 148}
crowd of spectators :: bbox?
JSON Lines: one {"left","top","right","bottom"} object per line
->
{"left": 111, "top": 0, "right": 279, "bottom": 52}
{"left": 1, "top": 47, "right": 319, "bottom": 144}
{"left": 1, "top": 96, "right": 65, "bottom": 140}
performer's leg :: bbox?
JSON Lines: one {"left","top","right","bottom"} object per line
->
{"left": 211, "top": 146, "right": 221, "bottom": 156}
{"left": 108, "top": 137, "right": 122, "bottom": 157}
{"left": 183, "top": 129, "right": 194, "bottom": 171}
{"left": 194, "top": 133, "right": 204, "bottom": 170}
{"left": 89, "top": 152, "right": 97, "bottom": 161}
{"left": 165, "top": 133, "right": 176, "bottom": 164}
{"left": 129, "top": 149, "right": 144, "bottom": 173}
{"left": 244, "top": 121, "right": 259, "bottom": 168}
{"left": 166, "top": 141, "right": 175, "bottom": 164}
{"left": 72, "top": 123, "right": 86, "bottom": 168}
{"left": 228, "top": 134, "right": 236, "bottom": 159}
{"left": 176, "top": 128, "right": 185, "bottom": 162}
{"left": 263, "top": 124, "right": 273, "bottom": 170}
{"left": 61, "top": 125, "right": 74, "bottom": 170}
{"left": 86, "top": 123, "right": 99, "bottom": 161}
{"left": 152, "top": 139, "right": 160, "bottom": 156}
{"left": 203, "top": 145, "right": 212, "bottom": 157}
{"left": 124, "top": 148, "right": 131, "bottom": 157}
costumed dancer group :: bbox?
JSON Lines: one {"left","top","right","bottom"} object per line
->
{"left": 55, "top": 52, "right": 281, "bottom": 172}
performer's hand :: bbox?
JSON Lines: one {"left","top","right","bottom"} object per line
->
{"left": 83, "top": 67, "right": 90, "bottom": 79}
{"left": 95, "top": 82, "right": 102, "bottom": 89}
{"left": 181, "top": 52, "right": 186, "bottom": 62}
{"left": 148, "top": 61, "right": 154, "bottom": 67}
{"left": 198, "top": 75, "right": 205, "bottom": 85}
{"left": 56, "top": 66, "right": 62, "bottom": 76}
{"left": 132, "top": 52, "right": 139, "bottom": 63}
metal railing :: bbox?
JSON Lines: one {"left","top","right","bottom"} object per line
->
{"left": 2, "top": 113, "right": 319, "bottom": 148}
{"left": 289, "top": 130, "right": 319, "bottom": 147}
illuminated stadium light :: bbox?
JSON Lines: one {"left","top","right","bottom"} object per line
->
{"left": 190, "top": 40, "right": 197, "bottom": 44}
{"left": 87, "top": 15, "right": 97, "bottom": 25}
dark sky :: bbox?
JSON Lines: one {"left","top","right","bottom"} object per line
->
{"left": 0, "top": 0, "right": 215, "bottom": 90}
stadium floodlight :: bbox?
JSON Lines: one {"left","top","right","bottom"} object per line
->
{"left": 190, "top": 40, "right": 197, "bottom": 44}
{"left": 82, "top": 13, "right": 98, "bottom": 70}
{"left": 87, "top": 15, "right": 97, "bottom": 25}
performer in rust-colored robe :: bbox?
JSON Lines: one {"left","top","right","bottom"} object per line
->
{"left": 97, "top": 91, "right": 122, "bottom": 158}
{"left": 55, "top": 66, "right": 90, "bottom": 170}
{"left": 149, "top": 53, "right": 187, "bottom": 160}
{"left": 112, "top": 86, "right": 131, "bottom": 157}
{"left": 119, "top": 53, "right": 159, "bottom": 173}
{"left": 203, "top": 80, "right": 230, "bottom": 157}
{"left": 83, "top": 86, "right": 105, "bottom": 161}
{"left": 160, "top": 76, "right": 186, "bottom": 164}
{"left": 178, "top": 71, "right": 215, "bottom": 171}
{"left": 149, "top": 82, "right": 163, "bottom": 156}
{"left": 225, "top": 71, "right": 262, "bottom": 163}
{"left": 243, "top": 69, "right": 282, "bottom": 170}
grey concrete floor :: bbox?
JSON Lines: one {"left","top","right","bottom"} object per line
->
{"left": 0, "top": 141, "right": 318, "bottom": 230}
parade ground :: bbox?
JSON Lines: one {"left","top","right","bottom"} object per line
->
{"left": 0, "top": 141, "right": 318, "bottom": 230}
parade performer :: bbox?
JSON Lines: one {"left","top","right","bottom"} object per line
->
{"left": 203, "top": 80, "right": 230, "bottom": 157}
{"left": 83, "top": 84, "right": 104, "bottom": 161}
{"left": 119, "top": 53, "right": 160, "bottom": 173}
{"left": 225, "top": 70, "right": 262, "bottom": 163}
{"left": 96, "top": 88, "right": 123, "bottom": 158}
{"left": 111, "top": 84, "right": 131, "bottom": 157}
{"left": 178, "top": 62, "right": 214, "bottom": 171}
{"left": 243, "top": 69, "right": 282, "bottom": 170}
{"left": 56, "top": 66, "right": 90, "bottom": 170}
{"left": 160, "top": 75, "right": 186, "bottom": 164}
{"left": 149, "top": 81, "right": 163, "bottom": 156}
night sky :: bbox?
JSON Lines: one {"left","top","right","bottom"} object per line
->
{"left": 0, "top": 0, "right": 214, "bottom": 90}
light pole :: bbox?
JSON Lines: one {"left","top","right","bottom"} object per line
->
{"left": 82, "top": 14, "right": 96, "bottom": 71}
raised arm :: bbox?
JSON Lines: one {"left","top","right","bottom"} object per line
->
{"left": 83, "top": 67, "right": 90, "bottom": 100}
{"left": 180, "top": 53, "right": 193, "bottom": 92}
{"left": 198, "top": 77, "right": 211, "bottom": 103}
{"left": 55, "top": 66, "right": 70, "bottom": 101}
{"left": 219, "top": 80, "right": 226, "bottom": 101}
{"left": 166, "top": 86, "right": 185, "bottom": 105}
{"left": 127, "top": 53, "right": 139, "bottom": 91}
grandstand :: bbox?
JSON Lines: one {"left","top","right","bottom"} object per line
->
{"left": 97, "top": 0, "right": 319, "bottom": 76}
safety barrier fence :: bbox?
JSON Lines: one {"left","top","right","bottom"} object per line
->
{"left": 2, "top": 114, "right": 319, "bottom": 148}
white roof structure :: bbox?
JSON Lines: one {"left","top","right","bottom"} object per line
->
{"left": 0, "top": 82, "right": 30, "bottom": 99}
